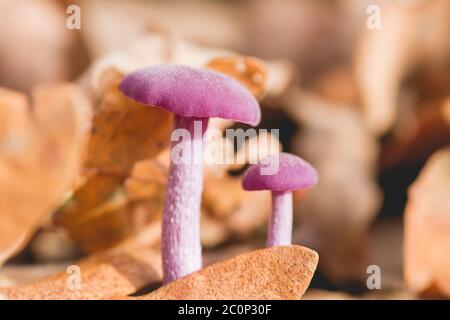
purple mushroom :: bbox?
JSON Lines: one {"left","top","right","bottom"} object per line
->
{"left": 242, "top": 153, "right": 318, "bottom": 247}
{"left": 120, "top": 65, "right": 260, "bottom": 283}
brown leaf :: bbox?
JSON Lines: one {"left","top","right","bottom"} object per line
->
{"left": 55, "top": 74, "right": 171, "bottom": 253}
{"left": 0, "top": 84, "right": 91, "bottom": 265}
{"left": 404, "top": 147, "right": 450, "bottom": 298}
{"left": 54, "top": 166, "right": 165, "bottom": 253}
{"left": 84, "top": 79, "right": 172, "bottom": 176}
{"left": 0, "top": 246, "right": 162, "bottom": 300}
{"left": 206, "top": 56, "right": 268, "bottom": 98}
{"left": 135, "top": 245, "right": 318, "bottom": 300}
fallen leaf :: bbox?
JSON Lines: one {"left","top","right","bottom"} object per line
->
{"left": 54, "top": 168, "right": 165, "bottom": 253}
{"left": 53, "top": 76, "right": 171, "bottom": 253}
{"left": 206, "top": 56, "right": 267, "bottom": 98}
{"left": 134, "top": 245, "right": 318, "bottom": 300}
{"left": 0, "top": 84, "right": 91, "bottom": 265}
{"left": 0, "top": 246, "right": 162, "bottom": 300}
{"left": 404, "top": 147, "right": 450, "bottom": 298}
{"left": 84, "top": 79, "right": 172, "bottom": 176}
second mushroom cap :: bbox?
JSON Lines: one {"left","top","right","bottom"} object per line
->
{"left": 242, "top": 153, "right": 318, "bottom": 192}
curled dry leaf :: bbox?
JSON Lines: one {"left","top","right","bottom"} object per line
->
{"left": 282, "top": 88, "right": 381, "bottom": 282}
{"left": 54, "top": 160, "right": 167, "bottom": 253}
{"left": 0, "top": 84, "right": 91, "bottom": 265}
{"left": 84, "top": 79, "right": 172, "bottom": 176}
{"left": 132, "top": 245, "right": 318, "bottom": 300}
{"left": 354, "top": 0, "right": 450, "bottom": 135}
{"left": 0, "top": 246, "right": 162, "bottom": 300}
{"left": 206, "top": 56, "right": 267, "bottom": 98}
{"left": 404, "top": 147, "right": 450, "bottom": 298}
{"left": 53, "top": 78, "right": 171, "bottom": 252}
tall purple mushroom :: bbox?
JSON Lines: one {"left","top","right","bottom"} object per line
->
{"left": 242, "top": 153, "right": 318, "bottom": 247}
{"left": 120, "top": 65, "right": 260, "bottom": 283}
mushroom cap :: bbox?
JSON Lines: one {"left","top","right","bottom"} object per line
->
{"left": 119, "top": 64, "right": 261, "bottom": 126}
{"left": 242, "top": 153, "right": 318, "bottom": 192}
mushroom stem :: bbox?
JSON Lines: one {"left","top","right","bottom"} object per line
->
{"left": 268, "top": 191, "right": 293, "bottom": 247}
{"left": 162, "top": 115, "right": 209, "bottom": 283}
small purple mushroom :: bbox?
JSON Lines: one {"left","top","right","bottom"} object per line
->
{"left": 242, "top": 153, "right": 318, "bottom": 247}
{"left": 120, "top": 64, "right": 260, "bottom": 283}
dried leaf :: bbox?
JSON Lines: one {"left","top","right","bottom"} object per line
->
{"left": 0, "top": 246, "right": 162, "bottom": 300}
{"left": 54, "top": 168, "right": 165, "bottom": 253}
{"left": 405, "top": 147, "right": 450, "bottom": 298}
{"left": 134, "top": 245, "right": 318, "bottom": 300}
{"left": 53, "top": 76, "right": 172, "bottom": 253}
{"left": 84, "top": 79, "right": 172, "bottom": 176}
{"left": 206, "top": 56, "right": 267, "bottom": 98}
{"left": 0, "top": 84, "right": 91, "bottom": 265}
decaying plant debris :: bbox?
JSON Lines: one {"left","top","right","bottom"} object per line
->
{"left": 405, "top": 147, "right": 450, "bottom": 298}
{"left": 0, "top": 84, "right": 92, "bottom": 266}
{"left": 0, "top": 0, "right": 449, "bottom": 300}
{"left": 132, "top": 246, "right": 318, "bottom": 300}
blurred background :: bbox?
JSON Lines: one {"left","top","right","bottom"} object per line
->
{"left": 0, "top": 0, "right": 449, "bottom": 299}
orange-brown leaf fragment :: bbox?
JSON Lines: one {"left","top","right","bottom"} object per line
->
{"left": 404, "top": 147, "right": 450, "bottom": 298}
{"left": 84, "top": 79, "right": 172, "bottom": 176}
{"left": 207, "top": 56, "right": 268, "bottom": 98}
{"left": 137, "top": 245, "right": 318, "bottom": 300}
{"left": 0, "top": 84, "right": 91, "bottom": 265}
{"left": 0, "top": 246, "right": 162, "bottom": 300}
